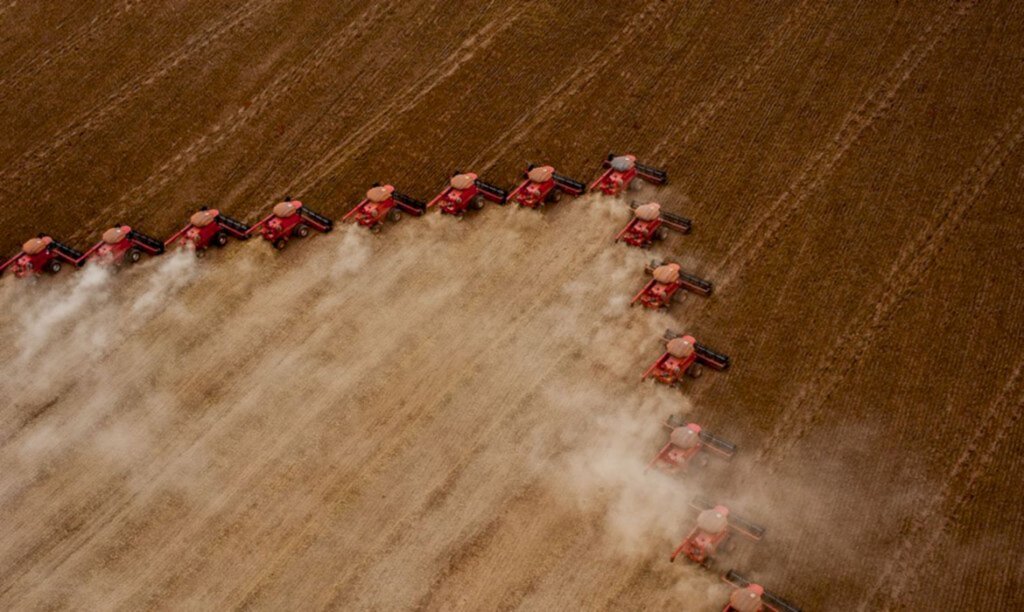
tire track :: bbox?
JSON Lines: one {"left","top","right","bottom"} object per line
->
{"left": 756, "top": 103, "right": 1024, "bottom": 467}
{"left": 290, "top": 3, "right": 523, "bottom": 196}
{"left": 862, "top": 358, "right": 1024, "bottom": 609}
{"left": 0, "top": 0, "right": 280, "bottom": 185}
{"left": 468, "top": 0, "right": 671, "bottom": 172}
{"left": 649, "top": 0, "right": 817, "bottom": 159}
{"left": 713, "top": 1, "right": 973, "bottom": 292}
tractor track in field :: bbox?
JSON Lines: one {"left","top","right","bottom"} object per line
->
{"left": 109, "top": 0, "right": 399, "bottom": 218}
{"left": 649, "top": 0, "right": 818, "bottom": 159}
{"left": 756, "top": 102, "right": 1024, "bottom": 468}
{"left": 292, "top": 3, "right": 524, "bottom": 196}
{"left": 713, "top": 0, "right": 972, "bottom": 292}
{"left": 469, "top": 0, "right": 673, "bottom": 173}
{"left": 0, "top": 0, "right": 280, "bottom": 188}
{"left": 0, "top": 0, "right": 142, "bottom": 93}
{"left": 862, "top": 357, "right": 1024, "bottom": 609}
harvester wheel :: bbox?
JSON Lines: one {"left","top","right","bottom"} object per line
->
{"left": 293, "top": 225, "right": 310, "bottom": 238}
{"left": 388, "top": 209, "right": 402, "bottom": 223}
{"left": 125, "top": 248, "right": 142, "bottom": 264}
{"left": 547, "top": 190, "right": 562, "bottom": 204}
{"left": 656, "top": 227, "right": 669, "bottom": 241}
{"left": 214, "top": 231, "right": 229, "bottom": 247}
{"left": 687, "top": 364, "right": 704, "bottom": 379}
{"left": 46, "top": 260, "right": 62, "bottom": 274}
{"left": 471, "top": 196, "right": 485, "bottom": 210}
{"left": 672, "top": 291, "right": 686, "bottom": 303}
{"left": 273, "top": 238, "right": 287, "bottom": 250}
{"left": 629, "top": 179, "right": 643, "bottom": 191}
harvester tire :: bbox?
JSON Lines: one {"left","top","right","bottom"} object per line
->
{"left": 687, "top": 364, "right": 703, "bottom": 379}
{"left": 388, "top": 209, "right": 402, "bottom": 223}
{"left": 46, "top": 260, "right": 62, "bottom": 274}
{"left": 273, "top": 238, "right": 287, "bottom": 250}
{"left": 294, "top": 225, "right": 310, "bottom": 238}
{"left": 656, "top": 227, "right": 669, "bottom": 241}
{"left": 126, "top": 248, "right": 142, "bottom": 264}
{"left": 629, "top": 179, "right": 642, "bottom": 191}
{"left": 214, "top": 232, "right": 229, "bottom": 247}
{"left": 472, "top": 196, "right": 485, "bottom": 210}
{"left": 547, "top": 190, "right": 562, "bottom": 204}
{"left": 672, "top": 291, "right": 686, "bottom": 303}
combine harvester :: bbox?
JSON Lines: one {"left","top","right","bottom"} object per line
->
{"left": 670, "top": 498, "right": 764, "bottom": 568}
{"left": 506, "top": 164, "right": 586, "bottom": 209}
{"left": 590, "top": 153, "right": 667, "bottom": 196}
{"left": 721, "top": 570, "right": 801, "bottom": 612}
{"left": 616, "top": 201, "right": 692, "bottom": 248}
{"left": 632, "top": 259, "right": 712, "bottom": 309}
{"left": 249, "top": 198, "right": 333, "bottom": 249}
{"left": 165, "top": 206, "right": 251, "bottom": 254}
{"left": 427, "top": 172, "right": 507, "bottom": 217}
{"left": 648, "top": 414, "right": 734, "bottom": 473}
{"left": 643, "top": 330, "right": 730, "bottom": 387}
{"left": 0, "top": 234, "right": 84, "bottom": 278}
{"left": 79, "top": 225, "right": 165, "bottom": 266}
{"left": 344, "top": 184, "right": 426, "bottom": 231}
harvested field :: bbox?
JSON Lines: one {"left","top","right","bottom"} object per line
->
{"left": 1, "top": 1, "right": 1023, "bottom": 609}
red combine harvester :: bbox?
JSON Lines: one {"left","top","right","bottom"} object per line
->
{"left": 0, "top": 234, "right": 84, "bottom": 278}
{"left": 165, "top": 207, "right": 251, "bottom": 253}
{"left": 722, "top": 570, "right": 801, "bottom": 612}
{"left": 427, "top": 172, "right": 508, "bottom": 217}
{"left": 79, "top": 225, "right": 165, "bottom": 266}
{"left": 344, "top": 184, "right": 427, "bottom": 231}
{"left": 249, "top": 198, "right": 333, "bottom": 249}
{"left": 590, "top": 153, "right": 667, "bottom": 196}
{"left": 506, "top": 164, "right": 586, "bottom": 209}
{"left": 643, "top": 330, "right": 730, "bottom": 387}
{"left": 615, "top": 201, "right": 692, "bottom": 248}
{"left": 632, "top": 259, "right": 712, "bottom": 309}
{"left": 670, "top": 498, "right": 764, "bottom": 567}
{"left": 648, "top": 414, "right": 735, "bottom": 473}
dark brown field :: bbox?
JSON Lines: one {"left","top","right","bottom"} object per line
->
{"left": 1, "top": 1, "right": 1023, "bottom": 609}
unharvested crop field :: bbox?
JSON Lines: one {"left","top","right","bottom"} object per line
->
{"left": 1, "top": 1, "right": 1023, "bottom": 609}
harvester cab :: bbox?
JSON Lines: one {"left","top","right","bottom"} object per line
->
{"left": 722, "top": 570, "right": 802, "bottom": 612}
{"left": 632, "top": 259, "right": 713, "bottom": 309}
{"left": 590, "top": 153, "right": 667, "bottom": 196}
{"left": 0, "top": 234, "right": 84, "bottom": 278}
{"left": 80, "top": 225, "right": 165, "bottom": 266}
{"left": 648, "top": 414, "right": 735, "bottom": 473}
{"left": 427, "top": 171, "right": 508, "bottom": 217}
{"left": 670, "top": 498, "right": 764, "bottom": 567}
{"left": 249, "top": 197, "right": 334, "bottom": 249}
{"left": 165, "top": 206, "right": 251, "bottom": 253}
{"left": 344, "top": 184, "right": 427, "bottom": 231}
{"left": 506, "top": 164, "right": 586, "bottom": 208}
{"left": 615, "top": 201, "right": 692, "bottom": 248}
{"left": 643, "top": 330, "right": 730, "bottom": 388}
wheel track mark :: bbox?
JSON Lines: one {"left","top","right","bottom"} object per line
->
{"left": 862, "top": 358, "right": 1024, "bottom": 609}
{"left": 0, "top": 0, "right": 279, "bottom": 184}
{"left": 291, "top": 3, "right": 523, "bottom": 195}
{"left": 0, "top": 0, "right": 141, "bottom": 92}
{"left": 714, "top": 1, "right": 973, "bottom": 292}
{"left": 108, "top": 0, "right": 398, "bottom": 215}
{"left": 756, "top": 103, "right": 1024, "bottom": 467}
{"left": 649, "top": 0, "right": 816, "bottom": 158}
{"left": 469, "top": 0, "right": 670, "bottom": 172}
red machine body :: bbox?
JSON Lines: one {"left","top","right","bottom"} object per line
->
{"left": 632, "top": 259, "right": 713, "bottom": 309}
{"left": 648, "top": 415, "right": 735, "bottom": 473}
{"left": 722, "top": 570, "right": 801, "bottom": 612}
{"left": 0, "top": 235, "right": 84, "bottom": 278}
{"left": 249, "top": 199, "right": 333, "bottom": 249}
{"left": 427, "top": 172, "right": 508, "bottom": 217}
{"left": 80, "top": 225, "right": 165, "bottom": 266}
{"left": 164, "top": 207, "right": 251, "bottom": 253}
{"left": 616, "top": 201, "right": 692, "bottom": 248}
{"left": 506, "top": 164, "right": 586, "bottom": 209}
{"left": 344, "top": 184, "right": 426, "bottom": 231}
{"left": 590, "top": 153, "right": 667, "bottom": 196}
{"left": 670, "top": 499, "right": 764, "bottom": 567}
{"left": 643, "top": 330, "right": 730, "bottom": 388}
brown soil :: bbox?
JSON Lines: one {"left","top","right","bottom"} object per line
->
{"left": 2, "top": 1, "right": 1023, "bottom": 610}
